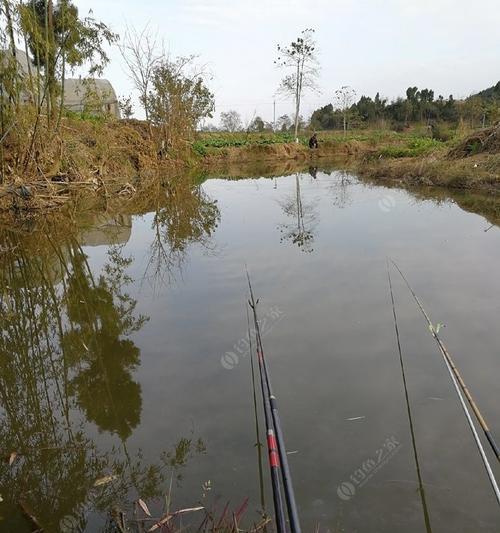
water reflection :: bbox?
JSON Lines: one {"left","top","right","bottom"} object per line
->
{"left": 145, "top": 181, "right": 220, "bottom": 288}
{"left": 0, "top": 180, "right": 216, "bottom": 531}
{"left": 62, "top": 245, "right": 146, "bottom": 439}
{"left": 1, "top": 167, "right": 500, "bottom": 531}
{"left": 308, "top": 166, "right": 318, "bottom": 179}
{"left": 278, "top": 174, "right": 318, "bottom": 252}
{"left": 361, "top": 174, "right": 500, "bottom": 230}
{"left": 0, "top": 242, "right": 143, "bottom": 529}
{"left": 329, "top": 170, "right": 353, "bottom": 209}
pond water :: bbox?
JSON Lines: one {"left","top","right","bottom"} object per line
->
{"left": 0, "top": 168, "right": 499, "bottom": 532}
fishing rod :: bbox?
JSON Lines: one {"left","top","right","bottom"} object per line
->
{"left": 387, "top": 262, "right": 433, "bottom": 531}
{"left": 390, "top": 260, "right": 500, "bottom": 505}
{"left": 246, "top": 304, "right": 266, "bottom": 514}
{"left": 246, "top": 278, "right": 287, "bottom": 533}
{"left": 247, "top": 270, "right": 302, "bottom": 533}
{"left": 390, "top": 259, "right": 500, "bottom": 463}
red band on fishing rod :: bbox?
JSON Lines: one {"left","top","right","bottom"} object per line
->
{"left": 257, "top": 349, "right": 263, "bottom": 362}
{"left": 267, "top": 433, "right": 280, "bottom": 467}
{"left": 269, "top": 450, "right": 280, "bottom": 468}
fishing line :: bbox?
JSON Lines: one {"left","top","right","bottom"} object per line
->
{"left": 390, "top": 259, "right": 500, "bottom": 505}
{"left": 387, "top": 260, "right": 433, "bottom": 531}
{"left": 390, "top": 259, "right": 500, "bottom": 463}
{"left": 246, "top": 304, "right": 266, "bottom": 514}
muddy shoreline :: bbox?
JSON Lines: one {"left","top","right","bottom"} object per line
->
{"left": 2, "top": 121, "right": 499, "bottom": 216}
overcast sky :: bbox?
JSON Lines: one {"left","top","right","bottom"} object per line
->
{"left": 76, "top": 0, "right": 500, "bottom": 124}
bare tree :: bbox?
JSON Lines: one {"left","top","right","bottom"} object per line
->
{"left": 275, "top": 29, "right": 319, "bottom": 141}
{"left": 220, "top": 110, "right": 242, "bottom": 132}
{"left": 277, "top": 114, "right": 292, "bottom": 132}
{"left": 334, "top": 86, "right": 356, "bottom": 137}
{"left": 118, "top": 95, "right": 134, "bottom": 119}
{"left": 119, "top": 24, "right": 162, "bottom": 124}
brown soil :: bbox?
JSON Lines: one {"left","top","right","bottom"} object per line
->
{"left": 448, "top": 123, "right": 500, "bottom": 159}
{"left": 0, "top": 118, "right": 186, "bottom": 212}
{"left": 201, "top": 139, "right": 373, "bottom": 168}
{"left": 353, "top": 125, "right": 500, "bottom": 192}
{"left": 2, "top": 119, "right": 500, "bottom": 217}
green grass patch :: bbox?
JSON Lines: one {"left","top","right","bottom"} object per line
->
{"left": 193, "top": 129, "right": 452, "bottom": 158}
{"left": 195, "top": 132, "right": 296, "bottom": 150}
{"left": 378, "top": 137, "right": 445, "bottom": 158}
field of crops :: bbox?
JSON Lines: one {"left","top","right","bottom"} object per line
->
{"left": 376, "top": 137, "right": 446, "bottom": 158}
{"left": 192, "top": 132, "right": 299, "bottom": 155}
{"left": 192, "top": 128, "right": 453, "bottom": 158}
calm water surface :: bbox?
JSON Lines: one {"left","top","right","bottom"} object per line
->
{"left": 1, "top": 169, "right": 500, "bottom": 532}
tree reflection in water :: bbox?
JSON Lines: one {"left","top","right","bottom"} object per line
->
{"left": 278, "top": 173, "right": 318, "bottom": 253}
{"left": 0, "top": 219, "right": 206, "bottom": 531}
{"left": 62, "top": 244, "right": 146, "bottom": 440}
{"left": 145, "top": 181, "right": 220, "bottom": 289}
{"left": 329, "top": 170, "right": 353, "bottom": 209}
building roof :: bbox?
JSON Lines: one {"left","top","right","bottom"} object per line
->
{"left": 1, "top": 48, "right": 34, "bottom": 77}
{"left": 64, "top": 78, "right": 118, "bottom": 106}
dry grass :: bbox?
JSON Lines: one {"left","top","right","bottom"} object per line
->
{"left": 353, "top": 124, "right": 500, "bottom": 191}
{"left": 2, "top": 119, "right": 500, "bottom": 217}
{"left": 0, "top": 115, "right": 190, "bottom": 213}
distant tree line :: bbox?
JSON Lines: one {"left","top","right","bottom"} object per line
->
{"left": 207, "top": 82, "right": 500, "bottom": 134}
{"left": 310, "top": 82, "right": 500, "bottom": 132}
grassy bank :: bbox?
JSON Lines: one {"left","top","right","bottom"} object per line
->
{"left": 2, "top": 118, "right": 499, "bottom": 216}
{"left": 0, "top": 115, "right": 191, "bottom": 212}
{"left": 195, "top": 126, "right": 500, "bottom": 192}
{"left": 350, "top": 124, "right": 500, "bottom": 191}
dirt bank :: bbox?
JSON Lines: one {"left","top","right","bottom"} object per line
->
{"left": 200, "top": 138, "right": 370, "bottom": 166}
{"left": 353, "top": 124, "right": 500, "bottom": 192}
{"left": 2, "top": 120, "right": 500, "bottom": 216}
{"left": 0, "top": 118, "right": 188, "bottom": 212}
{"left": 0, "top": 121, "right": 369, "bottom": 213}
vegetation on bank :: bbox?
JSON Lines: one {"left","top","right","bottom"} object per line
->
{"left": 1, "top": 2, "right": 499, "bottom": 214}
{"left": 351, "top": 123, "right": 500, "bottom": 191}
{"left": 194, "top": 127, "right": 449, "bottom": 155}
{"left": 1, "top": 117, "right": 499, "bottom": 216}
{"left": 0, "top": 0, "right": 215, "bottom": 199}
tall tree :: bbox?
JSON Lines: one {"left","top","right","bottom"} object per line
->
{"left": 220, "top": 109, "right": 242, "bottom": 132}
{"left": 249, "top": 115, "right": 265, "bottom": 132}
{"left": 334, "top": 85, "right": 356, "bottom": 137}
{"left": 119, "top": 24, "right": 162, "bottom": 124}
{"left": 277, "top": 113, "right": 292, "bottom": 132}
{"left": 275, "top": 28, "right": 319, "bottom": 141}
{"left": 19, "top": 0, "right": 118, "bottom": 121}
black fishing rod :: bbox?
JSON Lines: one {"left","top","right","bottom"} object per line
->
{"left": 246, "top": 278, "right": 287, "bottom": 533}
{"left": 390, "top": 259, "right": 500, "bottom": 505}
{"left": 246, "top": 305, "right": 266, "bottom": 514}
{"left": 247, "top": 271, "right": 302, "bottom": 533}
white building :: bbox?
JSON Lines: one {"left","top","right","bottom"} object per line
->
{"left": 63, "top": 78, "right": 120, "bottom": 118}
{"left": 1, "top": 49, "right": 120, "bottom": 118}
